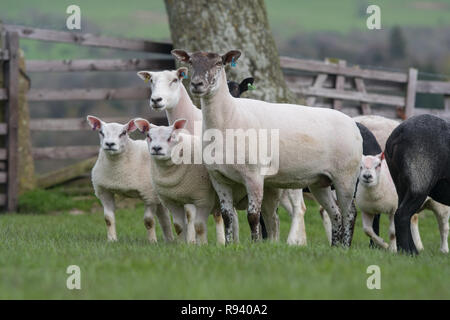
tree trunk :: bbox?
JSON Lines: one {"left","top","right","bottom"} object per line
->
{"left": 164, "top": 0, "right": 297, "bottom": 104}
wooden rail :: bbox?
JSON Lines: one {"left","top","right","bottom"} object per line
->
{"left": 27, "top": 58, "right": 175, "bottom": 72}
{"left": 27, "top": 87, "right": 149, "bottom": 101}
{"left": 3, "top": 24, "right": 173, "bottom": 54}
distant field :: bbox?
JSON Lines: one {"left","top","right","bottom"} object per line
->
{"left": 0, "top": 0, "right": 449, "bottom": 59}
{"left": 0, "top": 189, "right": 449, "bottom": 299}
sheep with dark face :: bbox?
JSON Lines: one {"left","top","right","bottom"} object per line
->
{"left": 227, "top": 78, "right": 254, "bottom": 98}
{"left": 385, "top": 114, "right": 450, "bottom": 254}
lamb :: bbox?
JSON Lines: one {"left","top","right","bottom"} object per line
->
{"left": 136, "top": 69, "right": 332, "bottom": 245}
{"left": 357, "top": 153, "right": 449, "bottom": 253}
{"left": 172, "top": 49, "right": 362, "bottom": 246}
{"left": 87, "top": 116, "right": 174, "bottom": 243}
{"left": 133, "top": 118, "right": 225, "bottom": 244}
{"left": 385, "top": 114, "right": 450, "bottom": 254}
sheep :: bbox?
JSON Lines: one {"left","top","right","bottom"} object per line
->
{"left": 133, "top": 118, "right": 226, "bottom": 244}
{"left": 385, "top": 114, "right": 450, "bottom": 254}
{"left": 87, "top": 115, "right": 174, "bottom": 243}
{"left": 172, "top": 49, "right": 362, "bottom": 246}
{"left": 227, "top": 77, "right": 254, "bottom": 98}
{"left": 136, "top": 69, "right": 332, "bottom": 245}
{"left": 357, "top": 153, "right": 449, "bottom": 253}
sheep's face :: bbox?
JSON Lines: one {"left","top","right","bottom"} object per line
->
{"left": 134, "top": 118, "right": 187, "bottom": 161}
{"left": 227, "top": 77, "right": 254, "bottom": 98}
{"left": 137, "top": 68, "right": 187, "bottom": 111}
{"left": 87, "top": 116, "right": 136, "bottom": 155}
{"left": 359, "top": 154, "right": 383, "bottom": 187}
{"left": 171, "top": 49, "right": 241, "bottom": 97}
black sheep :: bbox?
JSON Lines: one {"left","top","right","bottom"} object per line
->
{"left": 385, "top": 114, "right": 450, "bottom": 254}
{"left": 227, "top": 77, "right": 254, "bottom": 98}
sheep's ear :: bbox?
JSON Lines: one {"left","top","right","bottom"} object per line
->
{"left": 239, "top": 77, "right": 254, "bottom": 94}
{"left": 173, "top": 118, "right": 188, "bottom": 130}
{"left": 176, "top": 67, "right": 188, "bottom": 80}
{"left": 134, "top": 118, "right": 151, "bottom": 133}
{"left": 137, "top": 71, "right": 152, "bottom": 82}
{"left": 87, "top": 115, "right": 102, "bottom": 131}
{"left": 171, "top": 49, "right": 191, "bottom": 63}
{"left": 125, "top": 119, "right": 137, "bottom": 133}
{"left": 222, "top": 50, "right": 241, "bottom": 65}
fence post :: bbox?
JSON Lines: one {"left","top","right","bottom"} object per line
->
{"left": 4, "top": 31, "right": 19, "bottom": 212}
{"left": 405, "top": 68, "right": 418, "bottom": 119}
{"left": 333, "top": 59, "right": 346, "bottom": 110}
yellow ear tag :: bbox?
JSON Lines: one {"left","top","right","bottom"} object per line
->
{"left": 144, "top": 75, "right": 150, "bottom": 83}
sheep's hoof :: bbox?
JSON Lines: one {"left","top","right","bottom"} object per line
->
{"left": 287, "top": 237, "right": 307, "bottom": 246}
{"left": 107, "top": 237, "right": 118, "bottom": 242}
{"left": 440, "top": 247, "right": 449, "bottom": 254}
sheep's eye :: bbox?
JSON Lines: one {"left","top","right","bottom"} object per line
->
{"left": 172, "top": 78, "right": 178, "bottom": 84}
{"left": 167, "top": 136, "right": 171, "bottom": 142}
{"left": 147, "top": 134, "right": 152, "bottom": 141}
{"left": 99, "top": 131, "right": 104, "bottom": 136}
{"left": 119, "top": 131, "right": 126, "bottom": 137}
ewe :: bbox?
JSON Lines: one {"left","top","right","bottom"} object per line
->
{"left": 87, "top": 116, "right": 174, "bottom": 243}
{"left": 172, "top": 49, "right": 362, "bottom": 246}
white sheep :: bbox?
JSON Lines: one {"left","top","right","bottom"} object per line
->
{"left": 133, "top": 118, "right": 226, "bottom": 244}
{"left": 136, "top": 68, "right": 332, "bottom": 246}
{"left": 172, "top": 49, "right": 362, "bottom": 246}
{"left": 356, "top": 154, "right": 449, "bottom": 253}
{"left": 87, "top": 116, "right": 174, "bottom": 243}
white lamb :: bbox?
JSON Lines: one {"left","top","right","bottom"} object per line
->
{"left": 356, "top": 154, "right": 449, "bottom": 253}
{"left": 134, "top": 118, "right": 226, "bottom": 245}
{"left": 87, "top": 116, "right": 174, "bottom": 243}
{"left": 136, "top": 68, "right": 332, "bottom": 246}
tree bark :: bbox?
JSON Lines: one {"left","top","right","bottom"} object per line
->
{"left": 164, "top": 0, "right": 297, "bottom": 104}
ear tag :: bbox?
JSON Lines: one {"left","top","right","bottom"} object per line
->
{"left": 248, "top": 83, "right": 256, "bottom": 90}
{"left": 181, "top": 71, "right": 188, "bottom": 79}
{"left": 231, "top": 57, "right": 236, "bottom": 67}
{"left": 144, "top": 74, "right": 150, "bottom": 83}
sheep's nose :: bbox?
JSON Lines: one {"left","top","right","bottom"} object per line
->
{"left": 191, "top": 81, "right": 204, "bottom": 89}
{"left": 105, "top": 142, "right": 115, "bottom": 147}
{"left": 151, "top": 97, "right": 162, "bottom": 104}
{"left": 362, "top": 174, "right": 372, "bottom": 180}
{"left": 152, "top": 146, "right": 162, "bottom": 153}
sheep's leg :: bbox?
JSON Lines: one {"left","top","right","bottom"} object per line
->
{"left": 395, "top": 190, "right": 427, "bottom": 255}
{"left": 309, "top": 185, "right": 342, "bottom": 246}
{"left": 213, "top": 209, "right": 226, "bottom": 245}
{"left": 143, "top": 204, "right": 158, "bottom": 243}
{"left": 261, "top": 187, "right": 281, "bottom": 241}
{"left": 231, "top": 208, "right": 240, "bottom": 243}
{"left": 282, "top": 189, "right": 307, "bottom": 246}
{"left": 96, "top": 188, "right": 117, "bottom": 241}
{"left": 243, "top": 175, "right": 264, "bottom": 242}
{"left": 193, "top": 207, "right": 210, "bottom": 245}
{"left": 184, "top": 204, "right": 197, "bottom": 244}
{"left": 428, "top": 200, "right": 449, "bottom": 253}
{"left": 362, "top": 212, "right": 389, "bottom": 249}
{"left": 319, "top": 207, "right": 332, "bottom": 245}
{"left": 155, "top": 204, "right": 174, "bottom": 243}
{"left": 410, "top": 213, "right": 423, "bottom": 251}
{"left": 164, "top": 202, "right": 187, "bottom": 242}
{"left": 388, "top": 214, "right": 397, "bottom": 252}
{"left": 334, "top": 177, "right": 359, "bottom": 247}
{"left": 208, "top": 172, "right": 235, "bottom": 244}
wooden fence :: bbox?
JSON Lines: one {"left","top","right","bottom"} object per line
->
{"left": 1, "top": 24, "right": 450, "bottom": 203}
{"left": 0, "top": 31, "right": 19, "bottom": 211}
{"left": 1, "top": 24, "right": 175, "bottom": 193}
{"left": 280, "top": 57, "right": 450, "bottom": 120}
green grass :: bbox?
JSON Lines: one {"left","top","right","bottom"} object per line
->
{"left": 0, "top": 189, "right": 449, "bottom": 299}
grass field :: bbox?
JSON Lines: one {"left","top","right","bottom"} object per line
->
{"left": 0, "top": 189, "right": 449, "bottom": 299}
